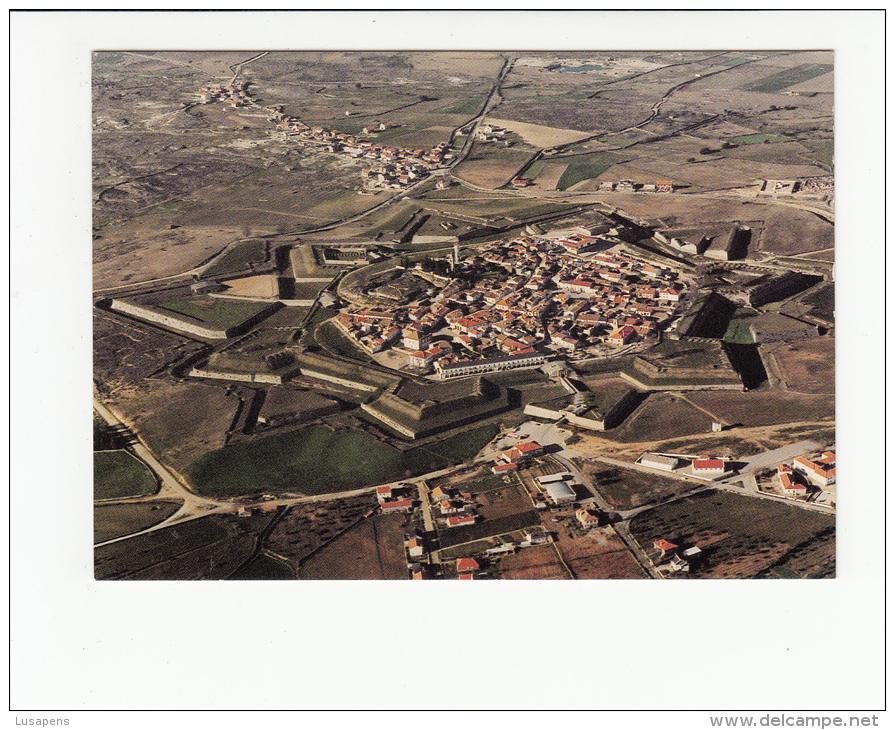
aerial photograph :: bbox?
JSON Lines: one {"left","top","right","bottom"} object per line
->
{"left": 92, "top": 49, "right": 835, "bottom": 581}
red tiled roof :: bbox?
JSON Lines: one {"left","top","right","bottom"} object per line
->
{"left": 456, "top": 558, "right": 480, "bottom": 572}
{"left": 381, "top": 498, "right": 412, "bottom": 509}
{"left": 653, "top": 539, "right": 677, "bottom": 551}
{"left": 516, "top": 441, "right": 542, "bottom": 453}
{"left": 447, "top": 515, "right": 475, "bottom": 527}
{"left": 693, "top": 458, "right": 725, "bottom": 470}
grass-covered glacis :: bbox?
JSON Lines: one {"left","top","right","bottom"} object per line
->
{"left": 187, "top": 424, "right": 498, "bottom": 498}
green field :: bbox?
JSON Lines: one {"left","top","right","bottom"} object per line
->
{"left": 439, "top": 97, "right": 485, "bottom": 116}
{"left": 803, "top": 138, "right": 834, "bottom": 167}
{"left": 729, "top": 134, "right": 792, "bottom": 146}
{"left": 556, "top": 153, "right": 620, "bottom": 191}
{"left": 158, "top": 296, "right": 272, "bottom": 329}
{"left": 723, "top": 308, "right": 760, "bottom": 345}
{"left": 203, "top": 240, "right": 268, "bottom": 277}
{"left": 519, "top": 159, "right": 546, "bottom": 181}
{"left": 743, "top": 63, "right": 833, "bottom": 94}
{"left": 187, "top": 424, "right": 498, "bottom": 498}
{"left": 94, "top": 450, "right": 158, "bottom": 500}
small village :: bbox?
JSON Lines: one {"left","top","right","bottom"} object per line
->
{"left": 197, "top": 81, "right": 454, "bottom": 191}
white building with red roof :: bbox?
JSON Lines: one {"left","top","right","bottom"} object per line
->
{"left": 793, "top": 455, "right": 836, "bottom": 488}
{"left": 501, "top": 441, "right": 544, "bottom": 463}
{"left": 380, "top": 498, "right": 413, "bottom": 514}
{"left": 692, "top": 457, "right": 726, "bottom": 474}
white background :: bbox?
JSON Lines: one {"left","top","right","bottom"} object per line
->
{"left": 8, "top": 9, "right": 886, "bottom": 721}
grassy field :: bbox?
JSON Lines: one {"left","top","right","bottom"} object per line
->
{"left": 292, "top": 281, "right": 329, "bottom": 300}
{"left": 802, "top": 138, "right": 834, "bottom": 168}
{"left": 453, "top": 146, "right": 535, "bottom": 189}
{"left": 520, "top": 159, "right": 546, "bottom": 181}
{"left": 771, "top": 337, "right": 835, "bottom": 394}
{"left": 743, "top": 63, "right": 834, "bottom": 93}
{"left": 556, "top": 152, "right": 621, "bottom": 190}
{"left": 203, "top": 240, "right": 267, "bottom": 277}
{"left": 187, "top": 424, "right": 498, "bottom": 497}
{"left": 94, "top": 500, "right": 182, "bottom": 544}
{"left": 495, "top": 544, "right": 568, "bottom": 579}
{"left": 106, "top": 380, "right": 238, "bottom": 473}
{"left": 723, "top": 308, "right": 760, "bottom": 345}
{"left": 801, "top": 283, "right": 835, "bottom": 321}
{"left": 438, "top": 97, "right": 485, "bottom": 116}
{"left": 94, "top": 451, "right": 158, "bottom": 500}
{"left": 158, "top": 296, "right": 272, "bottom": 328}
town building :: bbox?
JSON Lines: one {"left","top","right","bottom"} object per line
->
{"left": 792, "top": 455, "right": 836, "bottom": 489}
{"left": 380, "top": 498, "right": 413, "bottom": 514}
{"left": 542, "top": 480, "right": 576, "bottom": 505}
{"left": 576, "top": 508, "right": 601, "bottom": 529}
{"left": 447, "top": 515, "right": 476, "bottom": 527}
{"left": 653, "top": 539, "right": 677, "bottom": 562}
{"left": 692, "top": 457, "right": 726, "bottom": 474}
{"left": 501, "top": 441, "right": 544, "bottom": 463}
{"left": 406, "top": 535, "right": 425, "bottom": 559}
{"left": 640, "top": 454, "right": 679, "bottom": 472}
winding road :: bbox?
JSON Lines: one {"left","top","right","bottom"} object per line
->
{"left": 94, "top": 52, "right": 834, "bottom": 556}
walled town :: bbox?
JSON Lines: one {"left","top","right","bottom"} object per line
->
{"left": 92, "top": 49, "right": 837, "bottom": 588}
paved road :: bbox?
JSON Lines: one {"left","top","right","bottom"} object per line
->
{"left": 416, "top": 481, "right": 436, "bottom": 533}
{"left": 614, "top": 521, "right": 663, "bottom": 579}
{"left": 736, "top": 440, "right": 820, "bottom": 473}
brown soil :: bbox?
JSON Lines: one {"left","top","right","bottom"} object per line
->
{"left": 300, "top": 513, "right": 407, "bottom": 579}
{"left": 496, "top": 544, "right": 568, "bottom": 580}
{"left": 771, "top": 337, "right": 835, "bottom": 394}
{"left": 107, "top": 379, "right": 238, "bottom": 474}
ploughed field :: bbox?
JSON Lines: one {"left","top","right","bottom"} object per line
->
{"left": 258, "top": 495, "right": 412, "bottom": 579}
{"left": 95, "top": 512, "right": 275, "bottom": 579}
{"left": 300, "top": 513, "right": 408, "bottom": 579}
